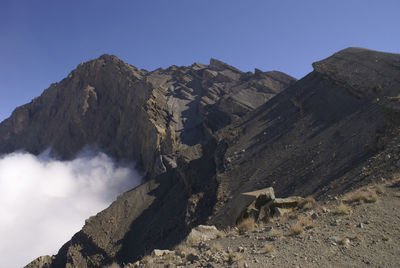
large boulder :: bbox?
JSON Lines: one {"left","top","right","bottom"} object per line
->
{"left": 186, "top": 225, "right": 222, "bottom": 244}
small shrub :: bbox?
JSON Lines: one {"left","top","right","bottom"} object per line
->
{"left": 299, "top": 196, "right": 316, "bottom": 210}
{"left": 298, "top": 215, "right": 316, "bottom": 229}
{"left": 261, "top": 243, "right": 274, "bottom": 253}
{"left": 382, "top": 235, "right": 391, "bottom": 241}
{"left": 257, "top": 221, "right": 266, "bottom": 229}
{"left": 225, "top": 253, "right": 242, "bottom": 264}
{"left": 215, "top": 230, "right": 224, "bottom": 238}
{"left": 186, "top": 231, "right": 203, "bottom": 246}
{"left": 174, "top": 244, "right": 196, "bottom": 258}
{"left": 287, "top": 211, "right": 298, "bottom": 219}
{"left": 268, "top": 228, "right": 283, "bottom": 237}
{"left": 226, "top": 253, "right": 235, "bottom": 264}
{"left": 237, "top": 217, "right": 255, "bottom": 233}
{"left": 372, "top": 184, "right": 385, "bottom": 194}
{"left": 386, "top": 173, "right": 400, "bottom": 187}
{"left": 394, "top": 192, "right": 400, "bottom": 198}
{"left": 278, "top": 214, "right": 290, "bottom": 223}
{"left": 186, "top": 252, "right": 200, "bottom": 263}
{"left": 343, "top": 189, "right": 378, "bottom": 203}
{"left": 349, "top": 234, "right": 362, "bottom": 242}
{"left": 334, "top": 202, "right": 352, "bottom": 215}
{"left": 141, "top": 255, "right": 152, "bottom": 264}
{"left": 290, "top": 223, "right": 304, "bottom": 235}
{"left": 210, "top": 242, "right": 222, "bottom": 253}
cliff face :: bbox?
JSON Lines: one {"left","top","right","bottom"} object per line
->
{"left": 18, "top": 48, "right": 400, "bottom": 267}
{"left": 0, "top": 56, "right": 295, "bottom": 177}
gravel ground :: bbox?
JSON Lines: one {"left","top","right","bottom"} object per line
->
{"left": 127, "top": 180, "right": 400, "bottom": 268}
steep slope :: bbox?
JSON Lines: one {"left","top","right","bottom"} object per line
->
{"left": 0, "top": 56, "right": 295, "bottom": 177}
{"left": 210, "top": 47, "right": 400, "bottom": 226}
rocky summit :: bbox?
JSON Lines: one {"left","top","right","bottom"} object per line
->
{"left": 2, "top": 47, "right": 400, "bottom": 267}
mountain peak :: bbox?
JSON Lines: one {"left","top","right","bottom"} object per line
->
{"left": 209, "top": 58, "right": 242, "bottom": 73}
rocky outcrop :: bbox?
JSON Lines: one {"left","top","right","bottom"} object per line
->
{"left": 186, "top": 225, "right": 222, "bottom": 244}
{"left": 236, "top": 187, "right": 306, "bottom": 223}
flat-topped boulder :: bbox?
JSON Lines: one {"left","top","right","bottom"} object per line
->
{"left": 273, "top": 196, "right": 304, "bottom": 208}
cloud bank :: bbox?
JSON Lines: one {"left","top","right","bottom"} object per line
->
{"left": 0, "top": 151, "right": 141, "bottom": 268}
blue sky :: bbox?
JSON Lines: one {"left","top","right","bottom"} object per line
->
{"left": 1, "top": 0, "right": 399, "bottom": 122}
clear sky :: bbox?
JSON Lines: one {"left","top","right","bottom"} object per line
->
{"left": 1, "top": 0, "right": 399, "bottom": 122}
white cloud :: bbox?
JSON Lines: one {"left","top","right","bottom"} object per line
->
{"left": 0, "top": 151, "right": 141, "bottom": 268}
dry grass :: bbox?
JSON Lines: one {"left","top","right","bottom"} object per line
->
{"left": 394, "top": 192, "right": 400, "bottom": 198}
{"left": 268, "top": 228, "right": 283, "bottom": 237}
{"left": 278, "top": 214, "right": 290, "bottom": 223}
{"left": 298, "top": 215, "right": 316, "bottom": 229}
{"left": 334, "top": 202, "right": 352, "bottom": 215}
{"left": 186, "top": 235, "right": 200, "bottom": 246}
{"left": 261, "top": 243, "right": 275, "bottom": 253}
{"left": 174, "top": 244, "right": 196, "bottom": 258}
{"left": 237, "top": 217, "right": 255, "bottom": 233}
{"left": 141, "top": 255, "right": 153, "bottom": 264}
{"left": 210, "top": 242, "right": 223, "bottom": 253}
{"left": 391, "top": 173, "right": 400, "bottom": 185}
{"left": 287, "top": 211, "right": 298, "bottom": 219}
{"left": 290, "top": 223, "right": 304, "bottom": 235}
{"left": 215, "top": 230, "right": 224, "bottom": 238}
{"left": 349, "top": 234, "right": 362, "bottom": 242}
{"left": 343, "top": 188, "right": 379, "bottom": 204}
{"left": 335, "top": 237, "right": 350, "bottom": 246}
{"left": 299, "top": 196, "right": 316, "bottom": 210}
{"left": 226, "top": 253, "right": 243, "bottom": 264}
{"left": 371, "top": 184, "right": 385, "bottom": 194}
{"left": 222, "top": 226, "right": 239, "bottom": 236}
{"left": 107, "top": 263, "right": 121, "bottom": 268}
{"left": 257, "top": 221, "right": 266, "bottom": 229}
{"left": 386, "top": 173, "right": 400, "bottom": 187}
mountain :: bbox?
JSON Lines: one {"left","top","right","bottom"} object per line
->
{"left": 0, "top": 56, "right": 294, "bottom": 267}
{"left": 0, "top": 56, "right": 294, "bottom": 178}
{"left": 5, "top": 47, "right": 400, "bottom": 267}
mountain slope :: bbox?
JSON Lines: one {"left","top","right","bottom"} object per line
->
{"left": 210, "top": 48, "right": 400, "bottom": 226}
{"left": 18, "top": 47, "right": 400, "bottom": 267}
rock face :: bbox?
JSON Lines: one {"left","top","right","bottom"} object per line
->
{"left": 4, "top": 47, "right": 400, "bottom": 267}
